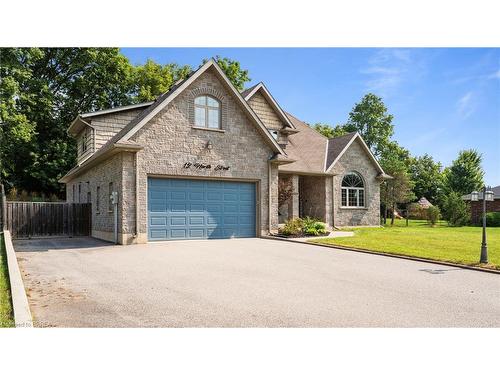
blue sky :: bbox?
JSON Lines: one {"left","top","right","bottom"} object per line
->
{"left": 122, "top": 48, "right": 500, "bottom": 185}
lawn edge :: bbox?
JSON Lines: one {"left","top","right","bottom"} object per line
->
{"left": 262, "top": 235, "right": 500, "bottom": 275}
{"left": 3, "top": 231, "right": 33, "bottom": 328}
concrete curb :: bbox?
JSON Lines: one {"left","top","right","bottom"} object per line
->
{"left": 262, "top": 235, "right": 500, "bottom": 275}
{"left": 3, "top": 231, "right": 33, "bottom": 328}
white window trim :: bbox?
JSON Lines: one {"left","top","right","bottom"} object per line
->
{"left": 341, "top": 187, "right": 366, "bottom": 208}
{"left": 194, "top": 95, "right": 221, "bottom": 129}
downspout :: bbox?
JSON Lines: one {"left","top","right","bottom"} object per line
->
{"left": 268, "top": 162, "right": 272, "bottom": 234}
{"left": 331, "top": 175, "right": 335, "bottom": 229}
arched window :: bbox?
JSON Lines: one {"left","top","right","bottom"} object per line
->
{"left": 341, "top": 172, "right": 365, "bottom": 207}
{"left": 194, "top": 95, "right": 221, "bottom": 129}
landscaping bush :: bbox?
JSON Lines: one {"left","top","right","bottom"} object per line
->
{"left": 442, "top": 192, "right": 470, "bottom": 227}
{"left": 302, "top": 216, "right": 327, "bottom": 236}
{"left": 280, "top": 217, "right": 327, "bottom": 237}
{"left": 281, "top": 218, "right": 303, "bottom": 236}
{"left": 426, "top": 205, "right": 441, "bottom": 226}
{"left": 486, "top": 212, "right": 500, "bottom": 227}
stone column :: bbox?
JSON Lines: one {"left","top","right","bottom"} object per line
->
{"left": 288, "top": 174, "right": 300, "bottom": 219}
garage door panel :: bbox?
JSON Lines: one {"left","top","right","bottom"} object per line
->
{"left": 171, "top": 229, "right": 187, "bottom": 238}
{"left": 206, "top": 204, "right": 222, "bottom": 213}
{"left": 150, "top": 230, "right": 167, "bottom": 238}
{"left": 150, "top": 203, "right": 166, "bottom": 212}
{"left": 189, "top": 216, "right": 205, "bottom": 225}
{"left": 150, "top": 217, "right": 167, "bottom": 226}
{"left": 171, "top": 217, "right": 187, "bottom": 226}
{"left": 148, "top": 178, "right": 256, "bottom": 240}
{"left": 207, "top": 216, "right": 221, "bottom": 225}
{"left": 171, "top": 191, "right": 187, "bottom": 200}
{"left": 207, "top": 191, "right": 222, "bottom": 201}
{"left": 224, "top": 204, "right": 238, "bottom": 213}
{"left": 170, "top": 203, "right": 186, "bottom": 212}
{"left": 189, "top": 228, "right": 205, "bottom": 238}
{"left": 189, "top": 203, "right": 204, "bottom": 212}
{"left": 189, "top": 191, "right": 205, "bottom": 200}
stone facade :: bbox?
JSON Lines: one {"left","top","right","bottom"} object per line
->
{"left": 330, "top": 138, "right": 380, "bottom": 227}
{"left": 63, "top": 62, "right": 384, "bottom": 244}
{"left": 129, "top": 70, "right": 278, "bottom": 242}
{"left": 66, "top": 153, "right": 131, "bottom": 242}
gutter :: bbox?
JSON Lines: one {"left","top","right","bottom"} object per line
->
{"left": 59, "top": 142, "right": 144, "bottom": 183}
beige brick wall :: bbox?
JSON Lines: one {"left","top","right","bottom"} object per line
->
{"left": 65, "top": 153, "right": 129, "bottom": 242}
{"left": 300, "top": 176, "right": 327, "bottom": 221}
{"left": 130, "top": 69, "right": 278, "bottom": 240}
{"left": 332, "top": 139, "right": 381, "bottom": 226}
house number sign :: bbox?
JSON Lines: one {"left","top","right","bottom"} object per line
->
{"left": 183, "top": 162, "right": 230, "bottom": 171}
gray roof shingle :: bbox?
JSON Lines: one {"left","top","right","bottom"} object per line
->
{"left": 325, "top": 132, "right": 358, "bottom": 168}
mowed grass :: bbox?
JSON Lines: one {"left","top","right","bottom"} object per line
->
{"left": 0, "top": 234, "right": 15, "bottom": 327}
{"left": 310, "top": 220, "right": 500, "bottom": 269}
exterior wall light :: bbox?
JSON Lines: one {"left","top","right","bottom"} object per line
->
{"left": 206, "top": 140, "right": 213, "bottom": 150}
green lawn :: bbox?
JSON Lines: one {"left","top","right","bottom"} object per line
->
{"left": 310, "top": 220, "right": 500, "bottom": 269}
{"left": 0, "top": 233, "right": 15, "bottom": 327}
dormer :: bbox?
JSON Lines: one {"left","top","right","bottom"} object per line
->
{"left": 67, "top": 102, "right": 152, "bottom": 164}
{"left": 242, "top": 82, "right": 299, "bottom": 149}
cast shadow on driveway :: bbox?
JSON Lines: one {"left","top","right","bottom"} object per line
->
{"left": 13, "top": 237, "right": 113, "bottom": 252}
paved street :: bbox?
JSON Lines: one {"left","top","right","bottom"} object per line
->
{"left": 14, "top": 237, "right": 500, "bottom": 327}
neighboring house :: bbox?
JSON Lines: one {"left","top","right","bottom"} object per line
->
{"left": 417, "top": 197, "right": 432, "bottom": 209}
{"left": 60, "top": 59, "right": 389, "bottom": 244}
{"left": 462, "top": 185, "right": 500, "bottom": 224}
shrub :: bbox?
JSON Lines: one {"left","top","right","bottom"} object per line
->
{"left": 280, "top": 217, "right": 327, "bottom": 237}
{"left": 426, "top": 206, "right": 441, "bottom": 226}
{"left": 485, "top": 212, "right": 500, "bottom": 227}
{"left": 442, "top": 192, "right": 470, "bottom": 227}
{"left": 407, "top": 202, "right": 426, "bottom": 219}
{"left": 6, "top": 187, "right": 18, "bottom": 201}
{"left": 302, "top": 216, "right": 327, "bottom": 236}
{"left": 281, "top": 218, "right": 303, "bottom": 236}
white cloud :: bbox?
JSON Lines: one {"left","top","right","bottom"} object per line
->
{"left": 360, "top": 49, "right": 427, "bottom": 97}
{"left": 489, "top": 69, "right": 500, "bottom": 80}
{"left": 456, "top": 91, "right": 476, "bottom": 119}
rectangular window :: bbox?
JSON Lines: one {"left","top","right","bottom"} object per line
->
{"left": 207, "top": 108, "right": 219, "bottom": 128}
{"left": 78, "top": 183, "right": 81, "bottom": 203}
{"left": 358, "top": 190, "right": 364, "bottom": 207}
{"left": 87, "top": 191, "right": 91, "bottom": 204}
{"left": 81, "top": 131, "right": 88, "bottom": 154}
{"left": 108, "top": 182, "right": 114, "bottom": 212}
{"left": 72, "top": 185, "right": 76, "bottom": 202}
{"left": 341, "top": 188, "right": 347, "bottom": 206}
{"left": 348, "top": 189, "right": 357, "bottom": 206}
{"left": 195, "top": 107, "right": 205, "bottom": 127}
{"left": 96, "top": 186, "right": 100, "bottom": 213}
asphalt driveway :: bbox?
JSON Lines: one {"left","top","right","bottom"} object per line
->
{"left": 15, "top": 237, "right": 500, "bottom": 327}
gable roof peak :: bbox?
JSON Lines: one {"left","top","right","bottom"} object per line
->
{"left": 244, "top": 83, "right": 296, "bottom": 130}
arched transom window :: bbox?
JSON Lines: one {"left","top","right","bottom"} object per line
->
{"left": 194, "top": 95, "right": 221, "bottom": 129}
{"left": 341, "top": 172, "right": 365, "bottom": 207}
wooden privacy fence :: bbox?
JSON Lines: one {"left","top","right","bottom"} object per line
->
{"left": 4, "top": 202, "right": 91, "bottom": 239}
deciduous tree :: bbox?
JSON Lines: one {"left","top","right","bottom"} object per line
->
{"left": 445, "top": 149, "right": 484, "bottom": 196}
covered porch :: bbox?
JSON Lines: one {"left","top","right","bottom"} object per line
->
{"left": 278, "top": 173, "right": 333, "bottom": 227}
